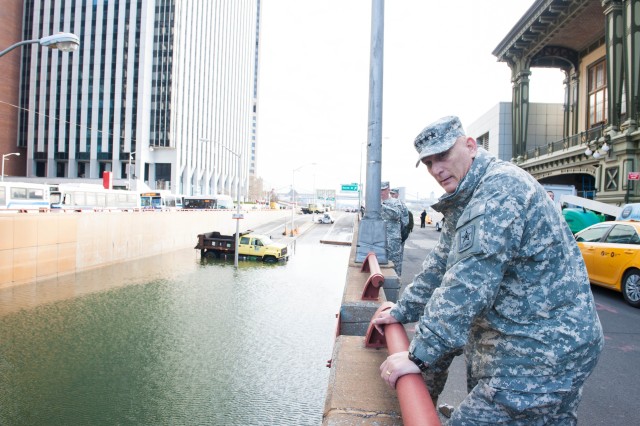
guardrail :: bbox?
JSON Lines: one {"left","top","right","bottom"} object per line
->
{"left": 365, "top": 302, "right": 441, "bottom": 426}
{"left": 360, "top": 251, "right": 385, "bottom": 300}
{"left": 521, "top": 124, "right": 605, "bottom": 161}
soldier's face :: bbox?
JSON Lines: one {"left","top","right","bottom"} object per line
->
{"left": 380, "top": 188, "right": 390, "bottom": 200}
{"left": 420, "top": 137, "right": 477, "bottom": 193}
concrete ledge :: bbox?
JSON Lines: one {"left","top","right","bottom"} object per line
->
{"left": 338, "top": 218, "right": 402, "bottom": 336}
{"left": 340, "top": 265, "right": 388, "bottom": 336}
{"left": 323, "top": 336, "right": 402, "bottom": 425}
{"left": 381, "top": 270, "right": 401, "bottom": 303}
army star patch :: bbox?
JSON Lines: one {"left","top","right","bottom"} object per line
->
{"left": 458, "top": 225, "right": 475, "bottom": 252}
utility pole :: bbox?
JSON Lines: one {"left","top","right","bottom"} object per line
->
{"left": 356, "top": 0, "right": 387, "bottom": 263}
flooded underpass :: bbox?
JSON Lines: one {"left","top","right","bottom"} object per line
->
{"left": 0, "top": 224, "right": 351, "bottom": 425}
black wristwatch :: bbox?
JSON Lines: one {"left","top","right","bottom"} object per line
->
{"left": 408, "top": 352, "right": 429, "bottom": 372}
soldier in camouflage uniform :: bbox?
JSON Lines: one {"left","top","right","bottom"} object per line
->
{"left": 380, "top": 181, "right": 404, "bottom": 276}
{"left": 391, "top": 188, "right": 411, "bottom": 243}
{"left": 373, "top": 116, "right": 604, "bottom": 424}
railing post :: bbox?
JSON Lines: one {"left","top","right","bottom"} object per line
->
{"left": 360, "top": 251, "right": 385, "bottom": 300}
{"left": 365, "top": 302, "right": 442, "bottom": 426}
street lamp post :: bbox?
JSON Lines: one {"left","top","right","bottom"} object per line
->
{"left": 2, "top": 152, "right": 20, "bottom": 182}
{"left": 0, "top": 32, "right": 80, "bottom": 57}
{"left": 356, "top": 0, "right": 387, "bottom": 263}
{"left": 215, "top": 142, "right": 243, "bottom": 269}
{"left": 359, "top": 140, "right": 366, "bottom": 211}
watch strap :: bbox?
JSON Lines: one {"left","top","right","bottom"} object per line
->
{"left": 408, "top": 352, "right": 428, "bottom": 372}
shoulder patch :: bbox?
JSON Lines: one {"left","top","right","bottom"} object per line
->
{"left": 458, "top": 224, "right": 475, "bottom": 252}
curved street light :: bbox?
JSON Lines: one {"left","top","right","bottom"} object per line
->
{"left": 2, "top": 152, "right": 20, "bottom": 182}
{"left": 0, "top": 32, "right": 80, "bottom": 58}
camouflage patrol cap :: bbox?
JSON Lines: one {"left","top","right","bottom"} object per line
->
{"left": 390, "top": 188, "right": 399, "bottom": 194}
{"left": 414, "top": 115, "right": 465, "bottom": 167}
{"left": 380, "top": 181, "right": 390, "bottom": 190}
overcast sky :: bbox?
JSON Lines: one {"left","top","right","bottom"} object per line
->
{"left": 256, "top": 0, "right": 565, "bottom": 201}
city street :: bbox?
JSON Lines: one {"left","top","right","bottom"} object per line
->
{"left": 400, "top": 223, "right": 640, "bottom": 425}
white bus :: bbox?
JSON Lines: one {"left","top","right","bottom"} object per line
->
{"left": 50, "top": 184, "right": 140, "bottom": 211}
{"left": 0, "top": 181, "right": 50, "bottom": 211}
{"left": 140, "top": 191, "right": 183, "bottom": 210}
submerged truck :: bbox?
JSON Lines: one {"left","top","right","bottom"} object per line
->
{"left": 195, "top": 231, "right": 288, "bottom": 263}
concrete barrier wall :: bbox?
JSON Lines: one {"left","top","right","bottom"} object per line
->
{"left": 0, "top": 209, "right": 290, "bottom": 289}
{"left": 323, "top": 221, "right": 406, "bottom": 424}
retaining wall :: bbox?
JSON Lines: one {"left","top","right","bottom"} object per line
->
{"left": 0, "top": 209, "right": 290, "bottom": 289}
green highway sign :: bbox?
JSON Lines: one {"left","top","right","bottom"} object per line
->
{"left": 341, "top": 184, "right": 358, "bottom": 192}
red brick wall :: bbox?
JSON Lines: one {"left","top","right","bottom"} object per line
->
{"left": 0, "top": 1, "right": 26, "bottom": 178}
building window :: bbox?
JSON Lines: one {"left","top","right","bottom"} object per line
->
{"left": 156, "top": 163, "right": 171, "bottom": 181}
{"left": 35, "top": 161, "right": 46, "bottom": 177}
{"left": 121, "top": 161, "right": 130, "bottom": 179}
{"left": 78, "top": 162, "right": 87, "bottom": 178}
{"left": 56, "top": 162, "right": 66, "bottom": 177}
{"left": 587, "top": 60, "right": 607, "bottom": 128}
{"left": 476, "top": 132, "right": 489, "bottom": 151}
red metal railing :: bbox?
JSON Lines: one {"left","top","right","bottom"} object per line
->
{"left": 360, "top": 251, "right": 385, "bottom": 300}
{"left": 365, "top": 302, "right": 441, "bottom": 426}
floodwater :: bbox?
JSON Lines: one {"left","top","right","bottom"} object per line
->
{"left": 0, "top": 238, "right": 349, "bottom": 425}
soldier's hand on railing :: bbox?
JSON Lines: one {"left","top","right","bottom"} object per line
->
{"left": 379, "top": 351, "right": 420, "bottom": 389}
{"left": 371, "top": 305, "right": 398, "bottom": 335}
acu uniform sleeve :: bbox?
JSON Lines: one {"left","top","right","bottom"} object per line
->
{"left": 391, "top": 225, "right": 452, "bottom": 323}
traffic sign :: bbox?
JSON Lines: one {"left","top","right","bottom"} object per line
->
{"left": 341, "top": 183, "right": 358, "bottom": 192}
{"left": 628, "top": 172, "right": 640, "bottom": 181}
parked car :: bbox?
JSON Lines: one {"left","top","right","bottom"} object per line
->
{"left": 435, "top": 218, "right": 443, "bottom": 232}
{"left": 574, "top": 221, "right": 640, "bottom": 308}
{"left": 317, "top": 213, "right": 335, "bottom": 224}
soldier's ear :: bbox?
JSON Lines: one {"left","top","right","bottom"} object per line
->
{"left": 466, "top": 137, "right": 478, "bottom": 158}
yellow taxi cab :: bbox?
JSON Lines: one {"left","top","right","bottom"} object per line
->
{"left": 575, "top": 219, "right": 640, "bottom": 308}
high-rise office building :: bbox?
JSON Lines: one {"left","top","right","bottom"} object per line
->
{"left": 19, "top": 0, "right": 261, "bottom": 198}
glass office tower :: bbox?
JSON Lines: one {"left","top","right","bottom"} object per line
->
{"left": 19, "top": 0, "right": 260, "bottom": 198}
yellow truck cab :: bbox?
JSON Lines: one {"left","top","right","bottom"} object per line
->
{"left": 195, "top": 231, "right": 288, "bottom": 263}
{"left": 238, "top": 233, "right": 288, "bottom": 262}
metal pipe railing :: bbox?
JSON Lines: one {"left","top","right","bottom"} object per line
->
{"left": 360, "top": 251, "right": 385, "bottom": 300}
{"left": 365, "top": 302, "right": 441, "bottom": 426}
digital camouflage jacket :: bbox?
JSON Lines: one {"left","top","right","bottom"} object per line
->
{"left": 382, "top": 197, "right": 404, "bottom": 275}
{"left": 391, "top": 148, "right": 604, "bottom": 380}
